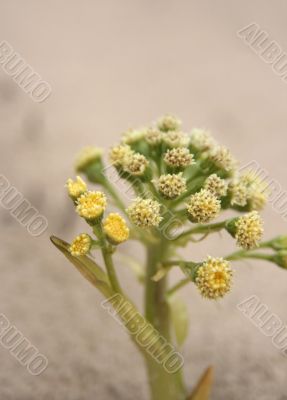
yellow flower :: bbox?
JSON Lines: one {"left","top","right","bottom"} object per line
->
{"left": 234, "top": 211, "right": 263, "bottom": 250}
{"left": 109, "top": 144, "right": 134, "bottom": 167}
{"left": 69, "top": 233, "right": 92, "bottom": 256}
{"left": 195, "top": 257, "right": 233, "bottom": 299}
{"left": 145, "top": 128, "right": 162, "bottom": 146}
{"left": 103, "top": 213, "right": 130, "bottom": 244}
{"left": 127, "top": 198, "right": 162, "bottom": 228}
{"left": 204, "top": 174, "right": 228, "bottom": 198}
{"left": 163, "top": 131, "right": 190, "bottom": 148}
{"left": 76, "top": 191, "right": 107, "bottom": 222}
{"left": 186, "top": 189, "right": 221, "bottom": 223}
{"left": 75, "top": 147, "right": 103, "bottom": 172}
{"left": 154, "top": 173, "right": 187, "bottom": 199}
{"left": 66, "top": 176, "right": 87, "bottom": 200}
{"left": 157, "top": 114, "right": 181, "bottom": 132}
{"left": 209, "top": 145, "right": 238, "bottom": 174}
{"left": 190, "top": 128, "right": 216, "bottom": 152}
{"left": 121, "top": 128, "right": 146, "bottom": 144}
{"left": 164, "top": 148, "right": 195, "bottom": 168}
{"left": 230, "top": 171, "right": 269, "bottom": 210}
{"left": 123, "top": 153, "right": 149, "bottom": 176}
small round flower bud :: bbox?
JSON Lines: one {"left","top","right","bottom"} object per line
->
{"left": 230, "top": 172, "right": 268, "bottom": 210}
{"left": 75, "top": 147, "right": 103, "bottom": 173}
{"left": 76, "top": 191, "right": 107, "bottom": 222}
{"left": 154, "top": 173, "right": 187, "bottom": 199}
{"left": 145, "top": 128, "right": 162, "bottom": 146}
{"left": 127, "top": 198, "right": 163, "bottom": 228}
{"left": 269, "top": 235, "right": 287, "bottom": 250}
{"left": 109, "top": 144, "right": 134, "bottom": 167}
{"left": 122, "top": 128, "right": 146, "bottom": 145}
{"left": 204, "top": 174, "right": 228, "bottom": 198}
{"left": 66, "top": 176, "right": 87, "bottom": 200}
{"left": 233, "top": 211, "right": 264, "bottom": 250}
{"left": 69, "top": 233, "right": 92, "bottom": 256}
{"left": 164, "top": 148, "right": 195, "bottom": 168}
{"left": 209, "top": 146, "right": 238, "bottom": 175}
{"left": 190, "top": 128, "right": 216, "bottom": 152}
{"left": 186, "top": 189, "right": 221, "bottom": 223}
{"left": 123, "top": 153, "right": 149, "bottom": 176}
{"left": 195, "top": 256, "right": 233, "bottom": 299}
{"left": 163, "top": 131, "right": 190, "bottom": 148}
{"left": 103, "top": 213, "right": 130, "bottom": 245}
{"left": 157, "top": 114, "right": 181, "bottom": 132}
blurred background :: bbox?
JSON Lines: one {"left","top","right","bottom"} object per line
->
{"left": 0, "top": 1, "right": 287, "bottom": 399}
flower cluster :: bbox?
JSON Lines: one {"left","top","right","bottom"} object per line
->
{"left": 58, "top": 114, "right": 286, "bottom": 303}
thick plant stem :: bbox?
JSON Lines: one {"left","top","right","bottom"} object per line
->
{"left": 145, "top": 240, "right": 186, "bottom": 400}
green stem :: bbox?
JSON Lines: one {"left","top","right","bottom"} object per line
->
{"left": 93, "top": 224, "right": 123, "bottom": 293}
{"left": 175, "top": 220, "right": 227, "bottom": 243}
{"left": 166, "top": 278, "right": 190, "bottom": 297}
{"left": 145, "top": 240, "right": 186, "bottom": 400}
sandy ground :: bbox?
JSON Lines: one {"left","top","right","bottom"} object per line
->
{"left": 0, "top": 0, "right": 287, "bottom": 399}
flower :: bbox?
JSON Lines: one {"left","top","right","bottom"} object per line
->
{"left": 66, "top": 176, "right": 87, "bottom": 200}
{"left": 230, "top": 171, "right": 268, "bottom": 210}
{"left": 186, "top": 189, "right": 221, "bottom": 223}
{"left": 122, "top": 129, "right": 146, "bottom": 144}
{"left": 209, "top": 145, "right": 238, "bottom": 174}
{"left": 154, "top": 173, "right": 187, "bottom": 199}
{"left": 76, "top": 191, "right": 107, "bottom": 222}
{"left": 190, "top": 128, "right": 216, "bottom": 152}
{"left": 157, "top": 114, "right": 181, "bottom": 132}
{"left": 204, "top": 174, "right": 228, "bottom": 198}
{"left": 164, "top": 147, "right": 195, "bottom": 168}
{"left": 75, "top": 147, "right": 103, "bottom": 172}
{"left": 127, "top": 198, "right": 162, "bottom": 228}
{"left": 145, "top": 128, "right": 162, "bottom": 146}
{"left": 69, "top": 233, "right": 92, "bottom": 256}
{"left": 195, "top": 256, "right": 233, "bottom": 299}
{"left": 234, "top": 211, "right": 264, "bottom": 249}
{"left": 163, "top": 131, "right": 190, "bottom": 148}
{"left": 109, "top": 144, "right": 134, "bottom": 167}
{"left": 103, "top": 213, "right": 130, "bottom": 244}
{"left": 123, "top": 153, "right": 149, "bottom": 176}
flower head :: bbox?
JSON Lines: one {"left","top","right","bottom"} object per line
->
{"left": 204, "top": 174, "right": 228, "bottom": 198}
{"left": 154, "top": 173, "right": 187, "bottom": 199}
{"left": 127, "top": 198, "right": 162, "bottom": 228}
{"left": 103, "top": 213, "right": 130, "bottom": 245}
{"left": 76, "top": 191, "right": 107, "bottom": 222}
{"left": 157, "top": 114, "right": 181, "bottom": 132}
{"left": 122, "top": 128, "right": 146, "bottom": 144}
{"left": 109, "top": 144, "right": 134, "bottom": 167}
{"left": 186, "top": 189, "right": 221, "bottom": 223}
{"left": 163, "top": 131, "right": 190, "bottom": 148}
{"left": 230, "top": 171, "right": 268, "bottom": 210}
{"left": 190, "top": 128, "right": 216, "bottom": 152}
{"left": 164, "top": 147, "right": 195, "bottom": 168}
{"left": 123, "top": 153, "right": 149, "bottom": 176}
{"left": 69, "top": 233, "right": 92, "bottom": 256}
{"left": 145, "top": 128, "right": 162, "bottom": 146}
{"left": 75, "top": 147, "right": 103, "bottom": 172}
{"left": 66, "top": 176, "right": 87, "bottom": 200}
{"left": 234, "top": 211, "right": 264, "bottom": 249}
{"left": 209, "top": 146, "right": 238, "bottom": 175}
{"left": 195, "top": 256, "right": 233, "bottom": 299}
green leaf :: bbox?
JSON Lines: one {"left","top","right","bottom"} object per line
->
{"left": 50, "top": 236, "right": 113, "bottom": 298}
{"left": 168, "top": 296, "right": 189, "bottom": 347}
{"left": 188, "top": 367, "right": 214, "bottom": 400}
